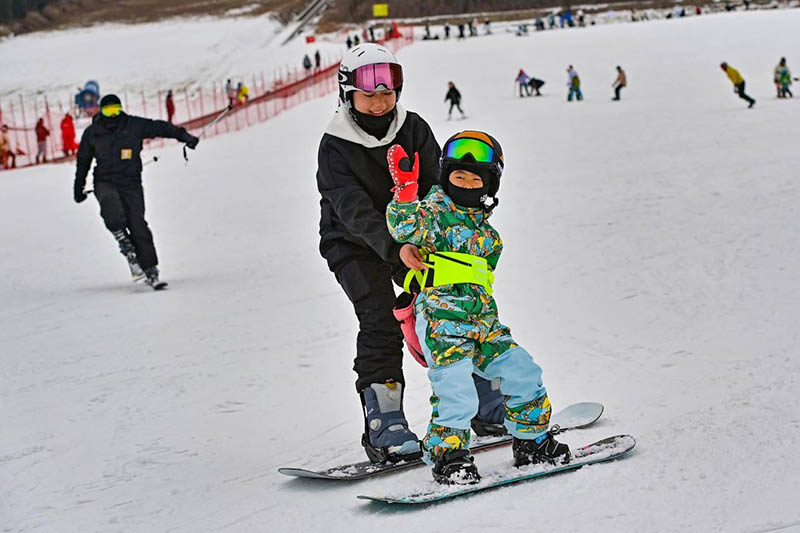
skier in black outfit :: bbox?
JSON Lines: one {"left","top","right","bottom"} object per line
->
{"left": 316, "top": 44, "right": 507, "bottom": 464}
{"left": 73, "top": 94, "right": 199, "bottom": 287}
{"left": 445, "top": 81, "right": 465, "bottom": 119}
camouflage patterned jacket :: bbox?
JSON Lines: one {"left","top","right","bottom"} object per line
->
{"left": 387, "top": 185, "right": 503, "bottom": 310}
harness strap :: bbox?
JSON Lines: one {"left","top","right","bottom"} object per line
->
{"left": 402, "top": 251, "right": 494, "bottom": 295}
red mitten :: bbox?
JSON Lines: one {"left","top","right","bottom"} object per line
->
{"left": 387, "top": 144, "right": 420, "bottom": 203}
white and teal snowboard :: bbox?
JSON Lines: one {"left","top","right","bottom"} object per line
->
{"left": 357, "top": 434, "right": 635, "bottom": 505}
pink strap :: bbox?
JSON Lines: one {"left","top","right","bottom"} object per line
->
{"left": 393, "top": 293, "right": 427, "bottom": 368}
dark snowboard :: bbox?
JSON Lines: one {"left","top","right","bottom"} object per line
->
{"left": 278, "top": 402, "right": 603, "bottom": 481}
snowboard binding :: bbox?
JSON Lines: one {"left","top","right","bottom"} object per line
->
{"left": 512, "top": 425, "right": 571, "bottom": 467}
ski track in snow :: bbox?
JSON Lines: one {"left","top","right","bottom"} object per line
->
{"left": 3, "top": 9, "right": 800, "bottom": 533}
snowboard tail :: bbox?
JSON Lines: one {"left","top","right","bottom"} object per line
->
{"left": 277, "top": 402, "right": 603, "bottom": 481}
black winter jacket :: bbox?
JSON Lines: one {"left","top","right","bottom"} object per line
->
{"left": 75, "top": 113, "right": 192, "bottom": 190}
{"left": 316, "top": 111, "right": 441, "bottom": 272}
{"left": 445, "top": 87, "right": 461, "bottom": 104}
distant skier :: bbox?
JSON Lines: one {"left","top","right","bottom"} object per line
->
{"left": 72, "top": 94, "right": 200, "bottom": 288}
{"left": 720, "top": 62, "right": 755, "bottom": 108}
{"left": 516, "top": 69, "right": 532, "bottom": 97}
{"left": 774, "top": 57, "right": 792, "bottom": 98}
{"left": 528, "top": 76, "right": 545, "bottom": 96}
{"left": 567, "top": 65, "right": 583, "bottom": 101}
{"left": 0, "top": 124, "right": 16, "bottom": 169}
{"left": 303, "top": 54, "right": 312, "bottom": 76}
{"left": 225, "top": 79, "right": 237, "bottom": 107}
{"left": 237, "top": 82, "right": 249, "bottom": 105}
{"left": 60, "top": 113, "right": 77, "bottom": 157}
{"left": 444, "top": 23, "right": 451, "bottom": 39}
{"left": 165, "top": 90, "right": 175, "bottom": 123}
{"left": 35, "top": 118, "right": 50, "bottom": 164}
{"left": 612, "top": 65, "right": 627, "bottom": 101}
{"left": 444, "top": 81, "right": 465, "bottom": 119}
{"left": 314, "top": 49, "right": 321, "bottom": 71}
{"left": 385, "top": 130, "right": 570, "bottom": 485}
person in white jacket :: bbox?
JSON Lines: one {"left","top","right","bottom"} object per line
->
{"left": 567, "top": 65, "right": 583, "bottom": 101}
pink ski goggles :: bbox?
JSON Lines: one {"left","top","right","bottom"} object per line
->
{"left": 351, "top": 63, "right": 403, "bottom": 92}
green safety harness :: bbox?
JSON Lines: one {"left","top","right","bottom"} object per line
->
{"left": 403, "top": 251, "right": 495, "bottom": 296}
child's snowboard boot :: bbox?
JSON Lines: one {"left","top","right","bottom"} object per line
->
{"left": 361, "top": 382, "right": 421, "bottom": 463}
{"left": 513, "top": 428, "right": 571, "bottom": 467}
{"left": 470, "top": 375, "right": 507, "bottom": 437}
{"left": 432, "top": 449, "right": 481, "bottom": 485}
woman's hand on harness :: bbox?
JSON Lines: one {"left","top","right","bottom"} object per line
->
{"left": 400, "top": 244, "right": 427, "bottom": 271}
{"left": 387, "top": 144, "right": 419, "bottom": 203}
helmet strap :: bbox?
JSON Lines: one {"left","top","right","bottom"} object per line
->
{"left": 483, "top": 196, "right": 499, "bottom": 213}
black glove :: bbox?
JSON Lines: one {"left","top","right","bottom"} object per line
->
{"left": 74, "top": 183, "right": 87, "bottom": 203}
{"left": 181, "top": 130, "right": 199, "bottom": 149}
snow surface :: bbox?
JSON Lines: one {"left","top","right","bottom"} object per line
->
{"left": 0, "top": 16, "right": 343, "bottom": 101}
{"left": 3, "top": 9, "right": 800, "bottom": 533}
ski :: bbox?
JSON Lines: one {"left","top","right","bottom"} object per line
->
{"left": 146, "top": 280, "right": 168, "bottom": 290}
{"left": 277, "top": 402, "right": 603, "bottom": 481}
{"left": 129, "top": 261, "right": 146, "bottom": 282}
{"left": 357, "top": 434, "right": 635, "bottom": 505}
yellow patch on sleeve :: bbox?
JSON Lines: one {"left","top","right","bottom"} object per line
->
{"left": 120, "top": 149, "right": 132, "bottom": 160}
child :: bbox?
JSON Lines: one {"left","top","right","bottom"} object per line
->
{"left": 385, "top": 130, "right": 570, "bottom": 485}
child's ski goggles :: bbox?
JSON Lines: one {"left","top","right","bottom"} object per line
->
{"left": 349, "top": 63, "right": 404, "bottom": 92}
{"left": 101, "top": 104, "right": 123, "bottom": 117}
{"left": 444, "top": 137, "right": 495, "bottom": 164}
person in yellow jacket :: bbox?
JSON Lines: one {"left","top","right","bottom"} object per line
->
{"left": 237, "top": 82, "right": 250, "bottom": 105}
{"left": 720, "top": 62, "right": 755, "bottom": 108}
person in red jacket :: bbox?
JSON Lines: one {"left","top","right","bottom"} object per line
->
{"left": 165, "top": 90, "right": 175, "bottom": 124}
{"left": 60, "top": 113, "right": 77, "bottom": 156}
{"left": 35, "top": 118, "right": 50, "bottom": 164}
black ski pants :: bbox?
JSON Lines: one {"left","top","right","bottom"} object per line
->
{"left": 735, "top": 82, "right": 755, "bottom": 105}
{"left": 335, "top": 254, "right": 406, "bottom": 392}
{"left": 614, "top": 85, "right": 624, "bottom": 100}
{"left": 94, "top": 181, "right": 158, "bottom": 270}
{"left": 448, "top": 101, "right": 464, "bottom": 116}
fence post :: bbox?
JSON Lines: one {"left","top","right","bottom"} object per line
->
{"left": 141, "top": 90, "right": 148, "bottom": 118}
{"left": 198, "top": 86, "right": 205, "bottom": 124}
{"left": 213, "top": 84, "right": 221, "bottom": 135}
{"left": 44, "top": 96, "right": 58, "bottom": 159}
{"left": 253, "top": 76, "right": 263, "bottom": 121}
{"left": 18, "top": 96, "right": 32, "bottom": 165}
{"left": 184, "top": 87, "right": 192, "bottom": 126}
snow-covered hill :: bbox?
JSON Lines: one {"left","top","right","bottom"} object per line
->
{"left": 2, "top": 10, "right": 800, "bottom": 533}
{"left": 0, "top": 15, "right": 342, "bottom": 100}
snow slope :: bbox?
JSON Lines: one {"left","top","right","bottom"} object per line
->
{"left": 0, "top": 16, "right": 342, "bottom": 100}
{"left": 3, "top": 10, "right": 800, "bottom": 533}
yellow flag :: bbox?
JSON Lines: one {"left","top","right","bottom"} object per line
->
{"left": 373, "top": 4, "right": 389, "bottom": 17}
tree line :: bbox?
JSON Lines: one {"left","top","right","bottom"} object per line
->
{"left": 0, "top": 0, "right": 53, "bottom": 22}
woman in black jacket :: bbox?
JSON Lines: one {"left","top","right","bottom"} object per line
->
{"left": 316, "top": 44, "right": 505, "bottom": 464}
{"left": 445, "top": 81, "right": 465, "bottom": 120}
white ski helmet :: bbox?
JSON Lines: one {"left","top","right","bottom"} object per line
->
{"left": 338, "top": 43, "right": 403, "bottom": 107}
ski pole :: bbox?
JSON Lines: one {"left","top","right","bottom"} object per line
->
{"left": 198, "top": 104, "right": 233, "bottom": 139}
{"left": 183, "top": 104, "right": 232, "bottom": 165}
{"left": 143, "top": 155, "right": 159, "bottom": 166}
